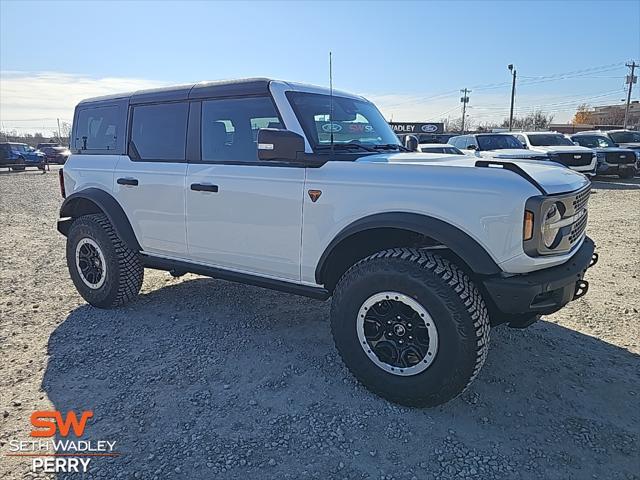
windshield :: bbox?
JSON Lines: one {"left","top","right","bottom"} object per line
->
{"left": 527, "top": 134, "right": 574, "bottom": 147}
{"left": 608, "top": 131, "right": 640, "bottom": 143}
{"left": 11, "top": 144, "right": 28, "bottom": 152}
{"left": 286, "top": 92, "right": 400, "bottom": 149}
{"left": 477, "top": 135, "right": 524, "bottom": 151}
{"left": 572, "top": 135, "right": 615, "bottom": 148}
{"left": 421, "top": 146, "right": 464, "bottom": 155}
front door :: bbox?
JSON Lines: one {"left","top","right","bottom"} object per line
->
{"left": 185, "top": 96, "right": 305, "bottom": 280}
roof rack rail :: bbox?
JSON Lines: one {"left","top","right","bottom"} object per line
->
{"left": 475, "top": 160, "right": 547, "bottom": 195}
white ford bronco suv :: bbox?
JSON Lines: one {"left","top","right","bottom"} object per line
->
{"left": 58, "top": 78, "right": 598, "bottom": 407}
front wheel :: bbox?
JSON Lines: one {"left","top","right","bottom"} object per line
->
{"left": 66, "top": 214, "right": 143, "bottom": 308}
{"left": 330, "top": 248, "right": 490, "bottom": 407}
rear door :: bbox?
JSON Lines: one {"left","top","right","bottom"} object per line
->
{"left": 113, "top": 102, "right": 188, "bottom": 257}
{"left": 185, "top": 96, "right": 305, "bottom": 280}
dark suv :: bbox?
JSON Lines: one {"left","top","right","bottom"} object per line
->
{"left": 570, "top": 133, "right": 637, "bottom": 178}
{"left": 37, "top": 143, "right": 71, "bottom": 164}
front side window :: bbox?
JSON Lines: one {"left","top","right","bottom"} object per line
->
{"left": 75, "top": 106, "right": 119, "bottom": 150}
{"left": 527, "top": 134, "right": 574, "bottom": 147}
{"left": 477, "top": 134, "right": 525, "bottom": 151}
{"left": 130, "top": 103, "right": 188, "bottom": 161}
{"left": 287, "top": 92, "right": 399, "bottom": 150}
{"left": 201, "top": 97, "right": 282, "bottom": 162}
{"left": 608, "top": 131, "right": 640, "bottom": 143}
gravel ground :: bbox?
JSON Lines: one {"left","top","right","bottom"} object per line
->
{"left": 1, "top": 169, "right": 638, "bottom": 480}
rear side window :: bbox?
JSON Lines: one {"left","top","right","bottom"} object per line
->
{"left": 201, "top": 97, "right": 282, "bottom": 163}
{"left": 130, "top": 103, "right": 188, "bottom": 161}
{"left": 75, "top": 106, "right": 119, "bottom": 151}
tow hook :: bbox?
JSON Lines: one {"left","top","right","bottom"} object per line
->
{"left": 589, "top": 252, "right": 599, "bottom": 268}
{"left": 573, "top": 280, "right": 589, "bottom": 300}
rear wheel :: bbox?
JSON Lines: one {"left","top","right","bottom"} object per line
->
{"left": 330, "top": 248, "right": 490, "bottom": 407}
{"left": 66, "top": 214, "right": 143, "bottom": 308}
{"left": 10, "top": 157, "right": 25, "bottom": 171}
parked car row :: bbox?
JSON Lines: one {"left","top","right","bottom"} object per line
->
{"left": 416, "top": 130, "right": 640, "bottom": 179}
{"left": 0, "top": 142, "right": 70, "bottom": 170}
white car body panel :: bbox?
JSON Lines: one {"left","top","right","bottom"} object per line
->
{"left": 62, "top": 154, "right": 119, "bottom": 197}
{"left": 113, "top": 156, "right": 188, "bottom": 256}
{"left": 185, "top": 163, "right": 305, "bottom": 280}
{"left": 300, "top": 154, "right": 589, "bottom": 282}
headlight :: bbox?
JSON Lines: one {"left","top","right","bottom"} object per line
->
{"left": 524, "top": 186, "right": 590, "bottom": 257}
{"left": 541, "top": 203, "right": 562, "bottom": 248}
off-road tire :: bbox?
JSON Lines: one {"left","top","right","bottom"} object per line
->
{"left": 330, "top": 248, "right": 490, "bottom": 407}
{"left": 66, "top": 214, "right": 143, "bottom": 308}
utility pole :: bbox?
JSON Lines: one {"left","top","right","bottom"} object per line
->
{"left": 460, "top": 88, "right": 471, "bottom": 134}
{"left": 624, "top": 61, "right": 637, "bottom": 129}
{"left": 57, "top": 118, "right": 62, "bottom": 143}
{"left": 508, "top": 64, "right": 517, "bottom": 131}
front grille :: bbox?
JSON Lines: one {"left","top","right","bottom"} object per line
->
{"left": 572, "top": 186, "right": 590, "bottom": 212}
{"left": 605, "top": 152, "right": 635, "bottom": 165}
{"left": 569, "top": 210, "right": 588, "bottom": 244}
{"left": 554, "top": 152, "right": 592, "bottom": 167}
{"left": 569, "top": 186, "right": 590, "bottom": 245}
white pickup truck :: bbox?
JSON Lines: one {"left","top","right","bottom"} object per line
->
{"left": 57, "top": 78, "right": 597, "bottom": 407}
{"left": 512, "top": 132, "right": 597, "bottom": 175}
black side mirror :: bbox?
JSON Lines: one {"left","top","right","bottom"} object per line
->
{"left": 466, "top": 144, "right": 477, "bottom": 150}
{"left": 257, "top": 129, "right": 305, "bottom": 162}
{"left": 404, "top": 135, "right": 419, "bottom": 152}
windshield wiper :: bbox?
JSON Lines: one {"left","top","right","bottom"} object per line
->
{"left": 316, "top": 143, "right": 377, "bottom": 153}
{"left": 372, "top": 144, "right": 410, "bottom": 152}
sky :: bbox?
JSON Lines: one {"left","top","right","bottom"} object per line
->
{"left": 1, "top": 0, "right": 639, "bottom": 134}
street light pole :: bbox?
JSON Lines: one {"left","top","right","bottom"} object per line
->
{"left": 508, "top": 64, "right": 516, "bottom": 131}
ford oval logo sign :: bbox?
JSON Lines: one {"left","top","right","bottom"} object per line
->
{"left": 322, "top": 123, "right": 342, "bottom": 133}
{"left": 420, "top": 124, "right": 438, "bottom": 133}
{"left": 573, "top": 155, "right": 581, "bottom": 159}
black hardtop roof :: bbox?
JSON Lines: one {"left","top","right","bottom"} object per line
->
{"left": 77, "top": 77, "right": 273, "bottom": 107}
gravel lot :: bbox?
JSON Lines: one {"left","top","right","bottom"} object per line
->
{"left": 1, "top": 169, "right": 638, "bottom": 480}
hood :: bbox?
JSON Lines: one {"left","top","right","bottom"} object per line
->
{"left": 529, "top": 145, "right": 593, "bottom": 154}
{"left": 356, "top": 152, "right": 588, "bottom": 195}
{"left": 483, "top": 149, "right": 547, "bottom": 159}
{"left": 591, "top": 147, "right": 636, "bottom": 154}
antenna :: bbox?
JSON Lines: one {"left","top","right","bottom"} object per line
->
{"left": 329, "top": 51, "right": 334, "bottom": 155}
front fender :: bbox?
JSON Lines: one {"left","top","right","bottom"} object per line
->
{"left": 315, "top": 212, "right": 502, "bottom": 284}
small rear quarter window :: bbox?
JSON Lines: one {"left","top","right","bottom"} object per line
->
{"left": 75, "top": 106, "right": 119, "bottom": 151}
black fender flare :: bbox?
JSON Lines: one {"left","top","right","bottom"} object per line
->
{"left": 315, "top": 212, "right": 501, "bottom": 284}
{"left": 57, "top": 188, "right": 141, "bottom": 251}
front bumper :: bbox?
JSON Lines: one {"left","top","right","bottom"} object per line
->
{"left": 596, "top": 162, "right": 636, "bottom": 175}
{"left": 483, "top": 236, "right": 596, "bottom": 316}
